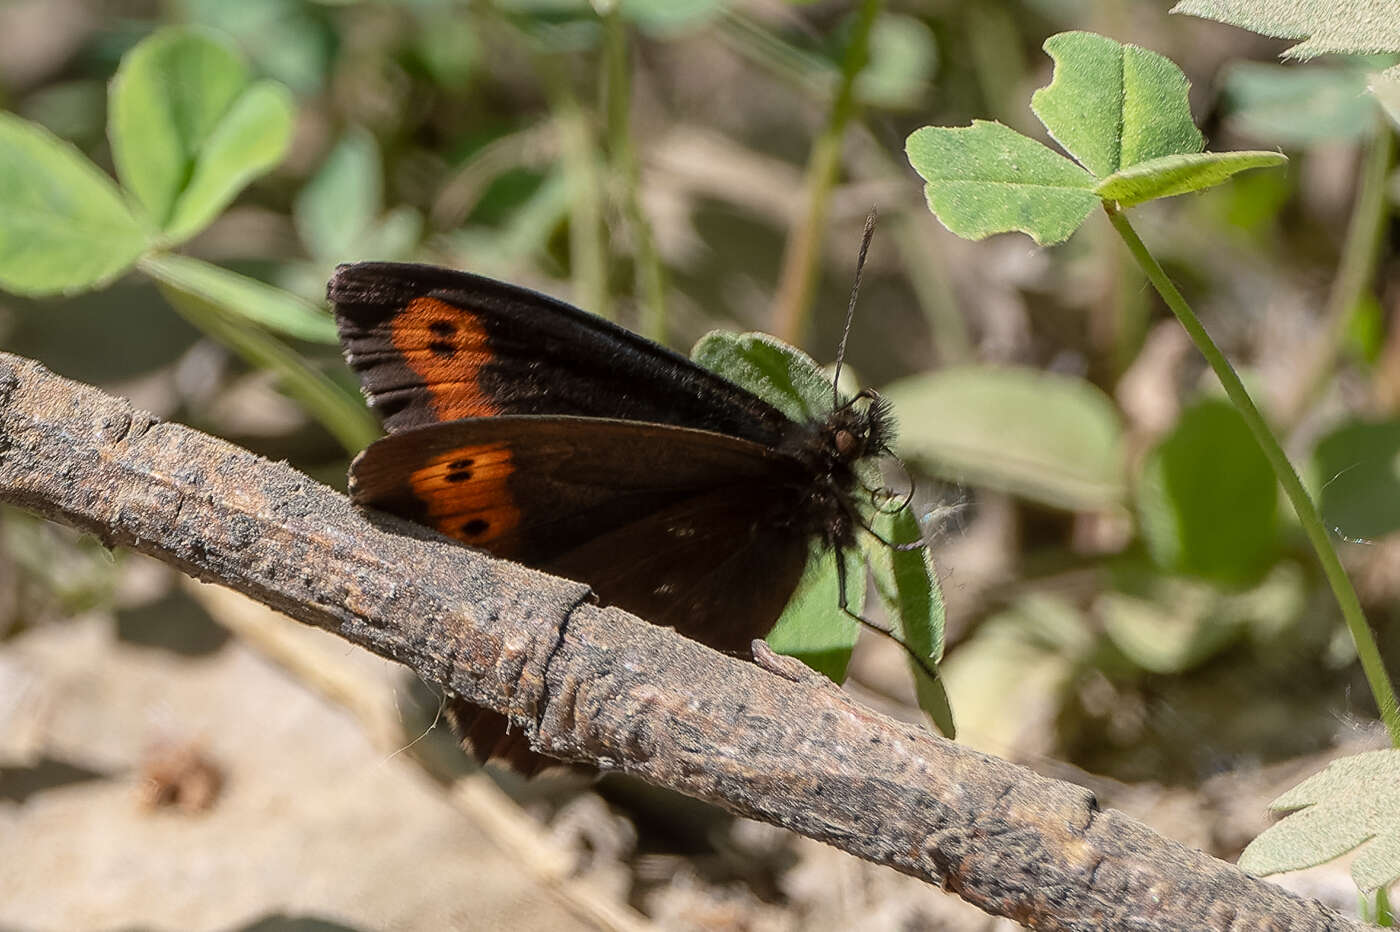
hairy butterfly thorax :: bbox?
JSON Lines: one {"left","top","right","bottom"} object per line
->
{"left": 769, "top": 391, "right": 897, "bottom": 552}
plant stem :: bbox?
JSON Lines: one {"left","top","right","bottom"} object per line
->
{"left": 1104, "top": 202, "right": 1400, "bottom": 745}
{"left": 602, "top": 9, "right": 668, "bottom": 342}
{"left": 770, "top": 0, "right": 882, "bottom": 344}
{"left": 149, "top": 274, "right": 379, "bottom": 454}
{"left": 1281, "top": 117, "right": 1395, "bottom": 429}
{"left": 535, "top": 55, "right": 611, "bottom": 321}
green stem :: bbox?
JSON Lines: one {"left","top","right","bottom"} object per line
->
{"left": 1104, "top": 203, "right": 1400, "bottom": 745}
{"left": 603, "top": 9, "right": 668, "bottom": 343}
{"left": 770, "top": 0, "right": 882, "bottom": 344}
{"left": 150, "top": 276, "right": 379, "bottom": 454}
{"left": 1282, "top": 118, "right": 1395, "bottom": 429}
{"left": 535, "top": 55, "right": 611, "bottom": 321}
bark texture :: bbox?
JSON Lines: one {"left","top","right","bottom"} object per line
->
{"left": 0, "top": 352, "right": 1359, "bottom": 931}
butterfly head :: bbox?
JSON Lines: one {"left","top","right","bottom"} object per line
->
{"left": 825, "top": 388, "right": 895, "bottom": 466}
{"left": 782, "top": 388, "right": 898, "bottom": 550}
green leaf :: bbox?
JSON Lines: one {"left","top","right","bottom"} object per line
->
{"left": 1096, "top": 562, "right": 1305, "bottom": 674}
{"left": 165, "top": 81, "right": 294, "bottom": 242}
{"left": 109, "top": 27, "right": 294, "bottom": 242}
{"left": 1223, "top": 62, "right": 1377, "bottom": 144}
{"left": 1345, "top": 293, "right": 1385, "bottom": 364}
{"left": 295, "top": 127, "right": 383, "bottom": 262}
{"left": 1311, "top": 418, "right": 1400, "bottom": 542}
{"left": 1372, "top": 66, "right": 1400, "bottom": 128}
{"left": 937, "top": 594, "right": 1089, "bottom": 752}
{"left": 856, "top": 14, "right": 938, "bottom": 110}
{"left": 1137, "top": 398, "right": 1279, "bottom": 584}
{"left": 869, "top": 508, "right": 953, "bottom": 737}
{"left": 906, "top": 121, "right": 1098, "bottom": 245}
{"left": 0, "top": 112, "right": 149, "bottom": 296}
{"left": 156, "top": 282, "right": 378, "bottom": 454}
{"left": 140, "top": 253, "right": 338, "bottom": 344}
{"left": 691, "top": 330, "right": 834, "bottom": 425}
{"left": 413, "top": 10, "right": 483, "bottom": 89}
{"left": 765, "top": 542, "right": 862, "bottom": 682}
{"left": 1031, "top": 31, "right": 1204, "bottom": 178}
{"left": 183, "top": 0, "right": 335, "bottom": 95}
{"left": 883, "top": 366, "right": 1126, "bottom": 511}
{"left": 441, "top": 168, "right": 572, "bottom": 274}
{"left": 690, "top": 329, "right": 881, "bottom": 682}
{"left": 1094, "top": 151, "right": 1288, "bottom": 206}
{"left": 1171, "top": 0, "right": 1400, "bottom": 59}
{"left": 1239, "top": 749, "right": 1400, "bottom": 892}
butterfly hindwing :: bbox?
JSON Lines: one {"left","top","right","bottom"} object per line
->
{"left": 349, "top": 416, "right": 812, "bottom": 573}
{"left": 330, "top": 262, "right": 796, "bottom": 447}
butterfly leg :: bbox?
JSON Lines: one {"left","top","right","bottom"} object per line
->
{"left": 835, "top": 550, "right": 943, "bottom": 688}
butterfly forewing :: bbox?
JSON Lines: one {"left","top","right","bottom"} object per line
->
{"left": 331, "top": 262, "right": 796, "bottom": 446}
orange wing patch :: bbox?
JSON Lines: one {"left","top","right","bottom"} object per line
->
{"left": 408, "top": 442, "right": 522, "bottom": 553}
{"left": 392, "top": 296, "right": 503, "bottom": 420}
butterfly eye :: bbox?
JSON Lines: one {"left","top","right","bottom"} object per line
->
{"left": 834, "top": 428, "right": 859, "bottom": 458}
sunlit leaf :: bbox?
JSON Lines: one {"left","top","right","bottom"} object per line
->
{"left": 691, "top": 330, "right": 834, "bottom": 425}
{"left": 1094, "top": 151, "right": 1288, "bottom": 206}
{"left": 1172, "top": 0, "right": 1400, "bottom": 59}
{"left": 109, "top": 27, "right": 294, "bottom": 243}
{"left": 140, "top": 253, "right": 338, "bottom": 344}
{"left": 869, "top": 508, "right": 953, "bottom": 737}
{"left": 1031, "top": 31, "right": 1203, "bottom": 177}
{"left": 766, "top": 542, "right": 862, "bottom": 682}
{"left": 1311, "top": 418, "right": 1400, "bottom": 542}
{"left": 1223, "top": 61, "right": 1377, "bottom": 144}
{"left": 938, "top": 594, "right": 1091, "bottom": 753}
{"left": 295, "top": 127, "right": 383, "bottom": 262}
{"left": 0, "top": 113, "right": 149, "bottom": 296}
{"left": 183, "top": 0, "right": 335, "bottom": 95}
{"left": 1371, "top": 65, "right": 1400, "bottom": 128}
{"left": 906, "top": 121, "right": 1098, "bottom": 245}
{"left": 884, "top": 366, "right": 1126, "bottom": 511}
{"left": 1096, "top": 562, "right": 1305, "bottom": 674}
{"left": 1239, "top": 749, "right": 1400, "bottom": 893}
{"left": 1137, "top": 398, "right": 1279, "bottom": 584}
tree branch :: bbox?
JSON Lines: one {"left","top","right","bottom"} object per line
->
{"left": 0, "top": 352, "right": 1357, "bottom": 931}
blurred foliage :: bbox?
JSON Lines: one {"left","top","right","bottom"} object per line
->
{"left": 0, "top": 0, "right": 1397, "bottom": 858}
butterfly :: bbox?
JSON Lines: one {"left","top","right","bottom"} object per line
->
{"left": 330, "top": 255, "right": 904, "bottom": 773}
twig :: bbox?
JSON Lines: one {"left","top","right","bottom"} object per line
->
{"left": 0, "top": 351, "right": 1359, "bottom": 932}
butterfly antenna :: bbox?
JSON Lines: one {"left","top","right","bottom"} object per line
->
{"left": 832, "top": 209, "right": 878, "bottom": 409}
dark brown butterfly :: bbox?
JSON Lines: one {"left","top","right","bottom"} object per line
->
{"left": 330, "top": 260, "right": 897, "bottom": 773}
